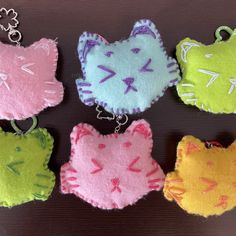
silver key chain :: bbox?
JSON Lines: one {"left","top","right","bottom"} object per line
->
{"left": 96, "top": 105, "right": 128, "bottom": 133}
{"left": 0, "top": 8, "right": 22, "bottom": 45}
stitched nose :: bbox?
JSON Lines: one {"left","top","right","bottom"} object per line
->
{"left": 123, "top": 77, "right": 134, "bottom": 85}
{"left": 111, "top": 178, "right": 120, "bottom": 186}
{"left": 122, "top": 77, "right": 137, "bottom": 94}
{"left": 111, "top": 178, "right": 122, "bottom": 193}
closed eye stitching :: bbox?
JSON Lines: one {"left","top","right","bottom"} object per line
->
{"left": 140, "top": 58, "right": 153, "bottom": 72}
{"left": 131, "top": 48, "right": 141, "bottom": 54}
{"left": 97, "top": 65, "right": 116, "bottom": 83}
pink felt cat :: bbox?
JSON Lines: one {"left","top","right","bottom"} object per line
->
{"left": 60, "top": 119, "right": 165, "bottom": 209}
{"left": 0, "top": 38, "right": 63, "bottom": 120}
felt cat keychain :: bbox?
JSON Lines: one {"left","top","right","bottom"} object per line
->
{"left": 60, "top": 119, "right": 165, "bottom": 209}
{"left": 76, "top": 19, "right": 181, "bottom": 130}
{"left": 164, "top": 136, "right": 236, "bottom": 217}
{"left": 176, "top": 26, "right": 236, "bottom": 113}
{"left": 0, "top": 8, "right": 63, "bottom": 207}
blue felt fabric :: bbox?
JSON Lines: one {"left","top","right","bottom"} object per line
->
{"left": 76, "top": 19, "right": 181, "bottom": 115}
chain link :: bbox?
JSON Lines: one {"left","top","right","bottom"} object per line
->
{"left": 96, "top": 105, "right": 128, "bottom": 133}
{"left": 0, "top": 8, "right": 22, "bottom": 45}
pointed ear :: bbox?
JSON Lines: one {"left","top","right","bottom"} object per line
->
{"left": 127, "top": 119, "right": 152, "bottom": 139}
{"left": 78, "top": 32, "right": 108, "bottom": 64}
{"left": 178, "top": 136, "right": 204, "bottom": 157}
{"left": 30, "top": 38, "right": 58, "bottom": 62}
{"left": 228, "top": 140, "right": 236, "bottom": 150}
{"left": 130, "top": 19, "right": 160, "bottom": 39}
{"left": 71, "top": 123, "right": 99, "bottom": 145}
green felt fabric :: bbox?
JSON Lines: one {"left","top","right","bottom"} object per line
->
{"left": 176, "top": 28, "right": 236, "bottom": 113}
{"left": 0, "top": 128, "right": 55, "bottom": 207}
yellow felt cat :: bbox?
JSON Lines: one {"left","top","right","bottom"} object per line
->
{"left": 164, "top": 135, "right": 236, "bottom": 217}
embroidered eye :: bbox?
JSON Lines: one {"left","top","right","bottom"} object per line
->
{"left": 127, "top": 156, "right": 141, "bottom": 172}
{"left": 15, "top": 146, "right": 21, "bottom": 152}
{"left": 90, "top": 159, "right": 103, "bottom": 174}
{"left": 105, "top": 51, "right": 114, "bottom": 57}
{"left": 97, "top": 65, "right": 116, "bottom": 83}
{"left": 131, "top": 48, "right": 140, "bottom": 54}
{"left": 123, "top": 141, "right": 132, "bottom": 147}
{"left": 98, "top": 143, "right": 106, "bottom": 149}
{"left": 7, "top": 160, "right": 24, "bottom": 176}
{"left": 140, "top": 58, "right": 153, "bottom": 72}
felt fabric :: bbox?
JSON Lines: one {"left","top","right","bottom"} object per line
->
{"left": 0, "top": 128, "right": 55, "bottom": 207}
{"left": 60, "top": 119, "right": 165, "bottom": 210}
{"left": 0, "top": 38, "right": 64, "bottom": 120}
{"left": 176, "top": 29, "right": 236, "bottom": 113}
{"left": 164, "top": 135, "right": 236, "bottom": 217}
{"left": 76, "top": 19, "right": 181, "bottom": 115}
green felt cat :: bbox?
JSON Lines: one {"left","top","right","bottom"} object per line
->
{"left": 0, "top": 128, "right": 55, "bottom": 207}
{"left": 176, "top": 26, "right": 236, "bottom": 113}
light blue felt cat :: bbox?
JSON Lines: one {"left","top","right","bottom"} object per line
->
{"left": 76, "top": 19, "right": 181, "bottom": 115}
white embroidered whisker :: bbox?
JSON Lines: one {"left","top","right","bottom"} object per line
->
{"left": 181, "top": 93, "right": 194, "bottom": 97}
{"left": 181, "top": 83, "right": 194, "bottom": 87}
{"left": 45, "top": 81, "right": 56, "bottom": 85}
{"left": 186, "top": 98, "right": 197, "bottom": 102}
{"left": 228, "top": 78, "right": 236, "bottom": 94}
{"left": 44, "top": 90, "right": 56, "bottom": 94}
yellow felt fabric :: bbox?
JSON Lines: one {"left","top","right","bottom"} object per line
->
{"left": 164, "top": 135, "right": 236, "bottom": 217}
{"left": 176, "top": 29, "right": 236, "bottom": 113}
{"left": 0, "top": 128, "right": 55, "bottom": 207}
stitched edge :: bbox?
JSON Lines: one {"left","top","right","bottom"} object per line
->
{"left": 60, "top": 119, "right": 165, "bottom": 210}
{"left": 77, "top": 19, "right": 181, "bottom": 115}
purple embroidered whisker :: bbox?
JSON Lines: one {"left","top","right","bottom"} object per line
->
{"left": 77, "top": 82, "right": 91, "bottom": 87}
{"left": 167, "top": 62, "right": 176, "bottom": 68}
{"left": 82, "top": 90, "right": 92, "bottom": 94}
{"left": 84, "top": 97, "right": 95, "bottom": 104}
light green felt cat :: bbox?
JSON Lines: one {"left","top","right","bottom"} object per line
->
{"left": 176, "top": 26, "right": 236, "bottom": 113}
{"left": 0, "top": 128, "right": 55, "bottom": 207}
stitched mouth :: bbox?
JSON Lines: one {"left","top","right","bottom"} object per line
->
{"left": 122, "top": 77, "right": 137, "bottom": 94}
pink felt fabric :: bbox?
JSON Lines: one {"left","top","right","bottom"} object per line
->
{"left": 0, "top": 38, "right": 64, "bottom": 120}
{"left": 60, "top": 119, "right": 165, "bottom": 210}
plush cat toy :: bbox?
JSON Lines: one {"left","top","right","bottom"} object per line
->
{"left": 164, "top": 135, "right": 236, "bottom": 217}
{"left": 176, "top": 26, "right": 236, "bottom": 113}
{"left": 0, "top": 38, "right": 63, "bottom": 120}
{"left": 60, "top": 119, "right": 165, "bottom": 209}
{"left": 76, "top": 19, "right": 181, "bottom": 115}
{"left": 0, "top": 127, "right": 55, "bottom": 207}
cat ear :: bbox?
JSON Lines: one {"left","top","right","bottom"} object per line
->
{"left": 78, "top": 32, "right": 108, "bottom": 64}
{"left": 178, "top": 136, "right": 204, "bottom": 157}
{"left": 130, "top": 19, "right": 160, "bottom": 39}
{"left": 30, "top": 38, "right": 58, "bottom": 62}
{"left": 127, "top": 119, "right": 152, "bottom": 139}
{"left": 71, "top": 123, "right": 98, "bottom": 145}
{"left": 228, "top": 140, "right": 236, "bottom": 150}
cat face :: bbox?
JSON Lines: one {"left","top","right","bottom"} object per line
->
{"left": 164, "top": 135, "right": 236, "bottom": 217}
{"left": 0, "top": 128, "right": 55, "bottom": 207}
{"left": 176, "top": 30, "right": 236, "bottom": 113}
{"left": 60, "top": 119, "right": 165, "bottom": 209}
{"left": 0, "top": 38, "right": 64, "bottom": 120}
{"left": 76, "top": 19, "right": 180, "bottom": 115}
